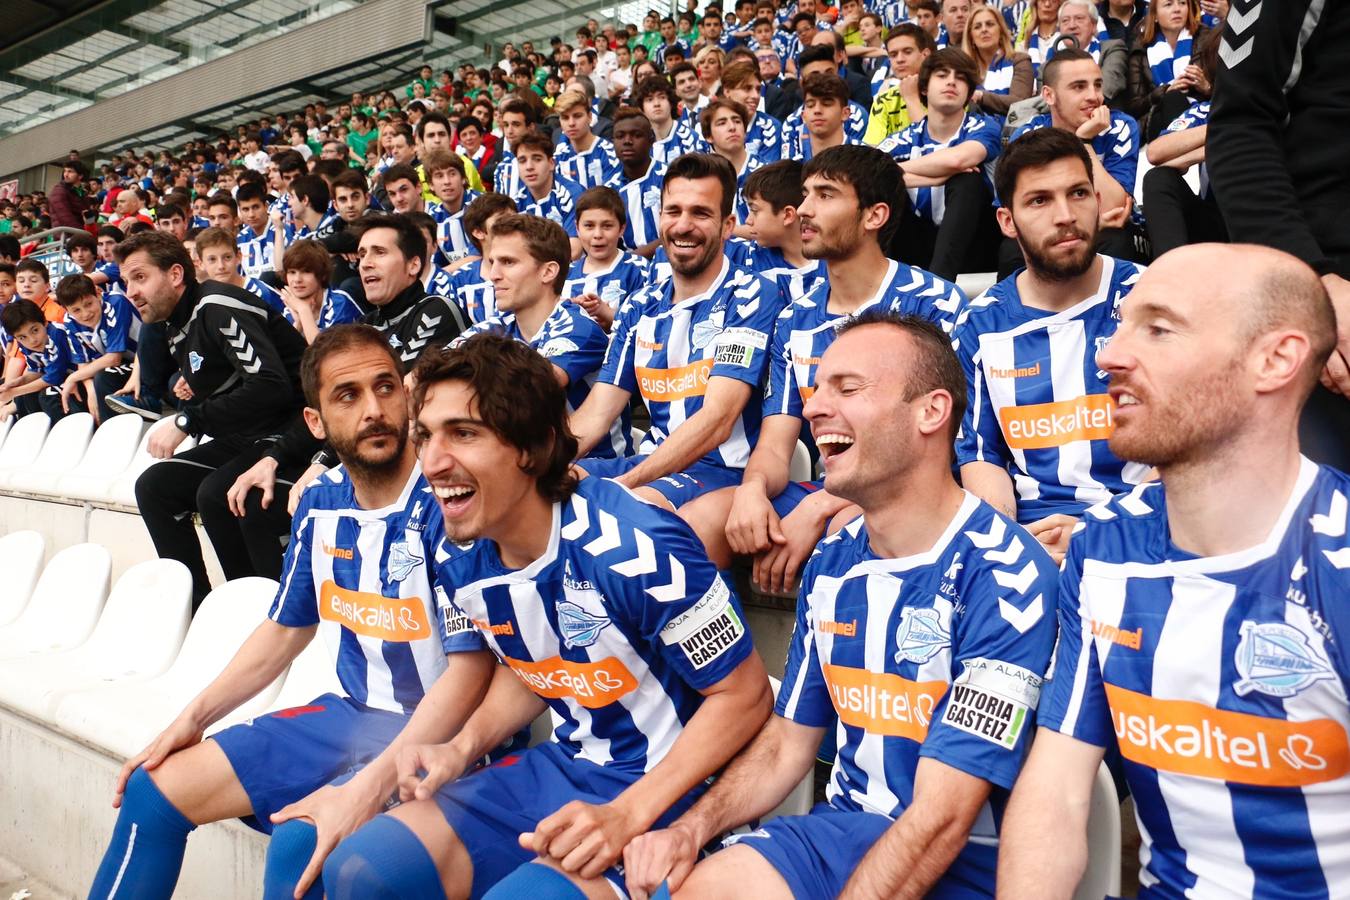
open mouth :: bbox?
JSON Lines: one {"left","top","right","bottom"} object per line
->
{"left": 433, "top": 483, "right": 477, "bottom": 516}
{"left": 815, "top": 432, "right": 855, "bottom": 465}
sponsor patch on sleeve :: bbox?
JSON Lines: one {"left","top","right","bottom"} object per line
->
{"left": 941, "top": 657, "right": 1043, "bottom": 749}
{"left": 539, "top": 338, "right": 579, "bottom": 359}
{"left": 714, "top": 326, "right": 769, "bottom": 368}
{"left": 659, "top": 578, "right": 746, "bottom": 669}
{"left": 437, "top": 586, "right": 475, "bottom": 638}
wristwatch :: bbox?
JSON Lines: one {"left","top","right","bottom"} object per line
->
{"left": 173, "top": 412, "right": 191, "bottom": 434}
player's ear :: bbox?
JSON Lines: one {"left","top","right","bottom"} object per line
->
{"left": 995, "top": 205, "right": 1018, "bottom": 241}
{"left": 303, "top": 406, "right": 327, "bottom": 440}
{"left": 916, "top": 388, "right": 953, "bottom": 438}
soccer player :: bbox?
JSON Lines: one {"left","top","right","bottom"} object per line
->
{"left": 606, "top": 107, "right": 665, "bottom": 259}
{"left": 87, "top": 324, "right": 497, "bottom": 900}
{"left": 625, "top": 311, "right": 1059, "bottom": 898}
{"left": 278, "top": 239, "right": 362, "bottom": 343}
{"left": 881, "top": 48, "right": 1003, "bottom": 280}
{"left": 1005, "top": 48, "right": 1142, "bottom": 277}
{"left": 53, "top": 273, "right": 139, "bottom": 421}
{"left": 634, "top": 74, "right": 702, "bottom": 167}
{"left": 315, "top": 333, "right": 772, "bottom": 898}
{"left": 569, "top": 153, "right": 783, "bottom": 538}
{"left": 694, "top": 146, "right": 965, "bottom": 577}
{"left": 955, "top": 128, "right": 1149, "bottom": 564}
{"left": 424, "top": 149, "right": 479, "bottom": 263}
{"left": 554, "top": 90, "right": 622, "bottom": 190}
{"left": 563, "top": 187, "right": 650, "bottom": 332}
{"left": 460, "top": 213, "right": 629, "bottom": 459}
{"left": 998, "top": 243, "right": 1350, "bottom": 898}
{"left": 513, "top": 132, "right": 586, "bottom": 260}
{"left": 195, "top": 227, "right": 285, "bottom": 314}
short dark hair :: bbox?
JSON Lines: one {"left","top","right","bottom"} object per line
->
{"left": 1, "top": 298, "right": 45, "bottom": 335}
{"left": 96, "top": 225, "right": 124, "bottom": 243}
{"left": 55, "top": 273, "right": 98, "bottom": 307}
{"left": 699, "top": 97, "right": 749, "bottom": 138}
{"left": 802, "top": 144, "right": 905, "bottom": 246}
{"left": 155, "top": 202, "right": 186, "bottom": 222}
{"left": 413, "top": 333, "right": 578, "bottom": 502}
{"left": 206, "top": 193, "right": 238, "bottom": 213}
{"left": 301, "top": 323, "right": 404, "bottom": 407}
{"left": 356, "top": 212, "right": 427, "bottom": 275}
{"left": 664, "top": 152, "right": 737, "bottom": 219}
{"left": 835, "top": 310, "right": 967, "bottom": 447}
{"left": 513, "top": 131, "right": 555, "bottom": 159}
{"left": 282, "top": 239, "right": 333, "bottom": 287}
{"left": 742, "top": 159, "right": 804, "bottom": 211}
{"left": 919, "top": 48, "right": 980, "bottom": 104}
{"left": 462, "top": 192, "right": 519, "bottom": 251}
{"left": 114, "top": 229, "right": 196, "bottom": 282}
{"left": 290, "top": 174, "right": 331, "bottom": 214}
{"left": 798, "top": 44, "right": 835, "bottom": 70}
{"left": 15, "top": 258, "right": 50, "bottom": 282}
{"left": 576, "top": 185, "right": 627, "bottom": 228}
{"left": 66, "top": 231, "right": 96, "bottom": 254}
{"left": 382, "top": 164, "right": 420, "bottom": 190}
{"left": 0, "top": 262, "right": 16, "bottom": 279}
{"left": 1041, "top": 47, "right": 1096, "bottom": 88}
{"left": 415, "top": 111, "right": 450, "bottom": 140}
{"left": 272, "top": 149, "right": 307, "bottom": 175}
{"left": 457, "top": 115, "right": 485, "bottom": 137}
{"left": 332, "top": 169, "right": 369, "bottom": 194}
{"left": 488, "top": 213, "right": 572, "bottom": 293}
{"left": 801, "top": 71, "right": 851, "bottom": 105}
{"left": 499, "top": 98, "right": 540, "bottom": 124}
{"left": 995, "top": 127, "right": 1094, "bottom": 208}
{"left": 235, "top": 182, "right": 268, "bottom": 206}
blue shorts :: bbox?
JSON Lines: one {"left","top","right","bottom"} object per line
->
{"left": 769, "top": 479, "right": 823, "bottom": 519}
{"left": 577, "top": 454, "right": 743, "bottom": 508}
{"left": 434, "top": 741, "right": 701, "bottom": 898}
{"left": 213, "top": 693, "right": 407, "bottom": 833}
{"left": 725, "top": 802, "right": 996, "bottom": 898}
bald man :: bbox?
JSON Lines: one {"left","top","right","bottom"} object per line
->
{"left": 997, "top": 244, "right": 1350, "bottom": 899}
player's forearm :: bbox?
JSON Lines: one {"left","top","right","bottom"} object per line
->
{"left": 1162, "top": 146, "right": 1205, "bottom": 170}
{"left": 448, "top": 663, "right": 548, "bottom": 762}
{"left": 959, "top": 461, "right": 1017, "bottom": 519}
{"left": 673, "top": 714, "right": 821, "bottom": 846}
{"left": 571, "top": 386, "right": 632, "bottom": 457}
{"left": 739, "top": 422, "right": 797, "bottom": 499}
{"left": 14, "top": 378, "right": 50, "bottom": 398}
{"left": 845, "top": 796, "right": 981, "bottom": 900}
{"left": 74, "top": 353, "right": 120, "bottom": 380}
{"left": 997, "top": 771, "right": 1091, "bottom": 898}
{"left": 1086, "top": 149, "right": 1129, "bottom": 210}
{"left": 617, "top": 406, "right": 735, "bottom": 488}
{"left": 901, "top": 144, "right": 985, "bottom": 179}
{"left": 187, "top": 621, "right": 314, "bottom": 728}
{"left": 1146, "top": 125, "right": 1205, "bottom": 166}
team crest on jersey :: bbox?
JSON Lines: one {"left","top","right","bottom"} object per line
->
{"left": 556, "top": 600, "right": 611, "bottom": 648}
{"left": 894, "top": 607, "right": 948, "bottom": 665}
{"left": 643, "top": 186, "right": 661, "bottom": 210}
{"left": 1094, "top": 336, "right": 1111, "bottom": 380}
{"left": 601, "top": 281, "right": 624, "bottom": 304}
{"left": 386, "top": 540, "right": 424, "bottom": 582}
{"left": 691, "top": 317, "right": 722, "bottom": 350}
{"left": 1233, "top": 620, "right": 1337, "bottom": 699}
{"left": 189, "top": 351, "right": 204, "bottom": 373}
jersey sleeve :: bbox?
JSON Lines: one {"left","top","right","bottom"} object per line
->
{"left": 775, "top": 555, "right": 835, "bottom": 727}
{"left": 764, "top": 303, "right": 802, "bottom": 419}
{"left": 421, "top": 514, "right": 489, "bottom": 654}
{"left": 709, "top": 274, "right": 780, "bottom": 386}
{"left": 269, "top": 506, "right": 319, "bottom": 627}
{"left": 540, "top": 309, "right": 608, "bottom": 386}
{"left": 41, "top": 331, "right": 74, "bottom": 386}
{"left": 101, "top": 297, "right": 135, "bottom": 354}
{"left": 920, "top": 521, "right": 1059, "bottom": 789}
{"left": 1031, "top": 525, "right": 1116, "bottom": 746}
{"left": 597, "top": 292, "right": 643, "bottom": 392}
{"left": 1100, "top": 113, "right": 1141, "bottom": 194}
{"left": 966, "top": 114, "right": 1003, "bottom": 163}
{"left": 953, "top": 319, "right": 1011, "bottom": 470}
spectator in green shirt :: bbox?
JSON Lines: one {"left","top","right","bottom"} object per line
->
{"left": 406, "top": 64, "right": 438, "bottom": 99}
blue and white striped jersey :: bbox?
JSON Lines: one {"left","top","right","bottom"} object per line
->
{"left": 797, "top": 132, "right": 866, "bottom": 162}
{"left": 64, "top": 292, "right": 140, "bottom": 363}
{"left": 733, "top": 154, "right": 766, "bottom": 223}
{"left": 1012, "top": 113, "right": 1140, "bottom": 202}
{"left": 270, "top": 466, "right": 482, "bottom": 715}
{"left": 429, "top": 191, "right": 481, "bottom": 262}
{"left": 562, "top": 253, "right": 651, "bottom": 310}
{"left": 599, "top": 256, "right": 784, "bottom": 470}
{"left": 446, "top": 258, "right": 496, "bottom": 324}
{"left": 17, "top": 322, "right": 75, "bottom": 386}
{"left": 880, "top": 112, "right": 1002, "bottom": 226}
{"left": 780, "top": 101, "right": 869, "bottom": 159}
{"left": 432, "top": 476, "right": 754, "bottom": 775}
{"left": 746, "top": 111, "right": 783, "bottom": 162}
{"left": 425, "top": 266, "right": 456, "bottom": 301}
{"left": 778, "top": 494, "right": 1058, "bottom": 859}
{"left": 555, "top": 137, "right": 622, "bottom": 190}
{"left": 652, "top": 122, "right": 702, "bottom": 166}
{"left": 748, "top": 247, "right": 827, "bottom": 305}
{"left": 242, "top": 276, "right": 285, "bottom": 315}
{"left": 94, "top": 259, "right": 125, "bottom": 297}
{"left": 457, "top": 300, "right": 631, "bottom": 459}
{"left": 874, "top": 0, "right": 911, "bottom": 27}
{"left": 517, "top": 175, "right": 586, "bottom": 237}
{"left": 282, "top": 288, "right": 362, "bottom": 332}
{"left": 493, "top": 149, "right": 521, "bottom": 199}
{"left": 766, "top": 259, "right": 967, "bottom": 419}
{"left": 1039, "top": 461, "right": 1350, "bottom": 899}
{"left": 954, "top": 256, "right": 1151, "bottom": 523}
{"left": 605, "top": 159, "right": 666, "bottom": 251}
{"left": 981, "top": 55, "right": 1019, "bottom": 95}
{"left": 237, "top": 224, "right": 277, "bottom": 280}
{"left": 1163, "top": 99, "right": 1210, "bottom": 198}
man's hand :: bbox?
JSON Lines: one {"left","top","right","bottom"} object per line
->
{"left": 395, "top": 741, "right": 468, "bottom": 802}
{"left": 148, "top": 423, "right": 188, "bottom": 459}
{"left": 522, "top": 799, "right": 641, "bottom": 879}
{"left": 623, "top": 823, "right": 701, "bottom": 899}
{"left": 113, "top": 368, "right": 140, "bottom": 400}
{"left": 227, "top": 455, "right": 278, "bottom": 517}
{"left": 270, "top": 781, "right": 388, "bottom": 899}
{"left": 725, "top": 483, "right": 783, "bottom": 556}
{"left": 113, "top": 711, "right": 204, "bottom": 808}
{"left": 573, "top": 293, "right": 615, "bottom": 332}
{"left": 172, "top": 378, "right": 194, "bottom": 401}
{"left": 288, "top": 462, "right": 328, "bottom": 515}
{"left": 1027, "top": 513, "right": 1077, "bottom": 565}
{"left": 1320, "top": 273, "right": 1350, "bottom": 396}
{"left": 1098, "top": 196, "right": 1133, "bottom": 230}
{"left": 1075, "top": 104, "right": 1111, "bottom": 140}
{"left": 754, "top": 501, "right": 826, "bottom": 594}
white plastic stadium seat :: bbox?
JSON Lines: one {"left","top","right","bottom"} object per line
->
{"left": 258, "top": 635, "right": 344, "bottom": 715}
{"left": 105, "top": 415, "right": 198, "bottom": 506}
{"left": 789, "top": 440, "right": 812, "bottom": 483}
{"left": 2, "top": 411, "right": 94, "bottom": 493}
{"left": 765, "top": 676, "right": 815, "bottom": 820}
{"left": 56, "top": 413, "right": 146, "bottom": 502}
{"left": 955, "top": 272, "right": 998, "bottom": 300}
{"left": 0, "top": 530, "right": 46, "bottom": 626}
{"left": 0, "top": 412, "right": 51, "bottom": 480}
{"left": 1073, "top": 762, "right": 1124, "bottom": 900}
{"left": 0, "top": 542, "right": 111, "bottom": 659}
{"left": 0, "top": 559, "right": 191, "bottom": 721}
{"left": 55, "top": 577, "right": 284, "bottom": 758}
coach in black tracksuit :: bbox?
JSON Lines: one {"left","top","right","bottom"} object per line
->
{"left": 115, "top": 230, "right": 311, "bottom": 605}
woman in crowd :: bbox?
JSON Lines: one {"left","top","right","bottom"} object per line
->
{"left": 963, "top": 6, "right": 1034, "bottom": 116}
{"left": 1124, "top": 0, "right": 1209, "bottom": 138}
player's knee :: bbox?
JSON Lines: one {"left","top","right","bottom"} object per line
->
{"left": 323, "top": 815, "right": 446, "bottom": 900}
{"left": 263, "top": 819, "right": 319, "bottom": 900}
{"left": 481, "top": 862, "right": 586, "bottom": 899}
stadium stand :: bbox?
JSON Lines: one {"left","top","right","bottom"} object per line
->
{"left": 1, "top": 0, "right": 1348, "bottom": 897}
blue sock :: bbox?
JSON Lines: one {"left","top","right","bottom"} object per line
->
{"left": 88, "top": 767, "right": 196, "bottom": 900}
{"left": 263, "top": 819, "right": 323, "bottom": 900}
{"left": 481, "top": 863, "right": 587, "bottom": 900}
{"left": 322, "top": 815, "right": 447, "bottom": 900}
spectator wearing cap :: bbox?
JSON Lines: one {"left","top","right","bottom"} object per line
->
{"left": 49, "top": 159, "right": 90, "bottom": 229}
